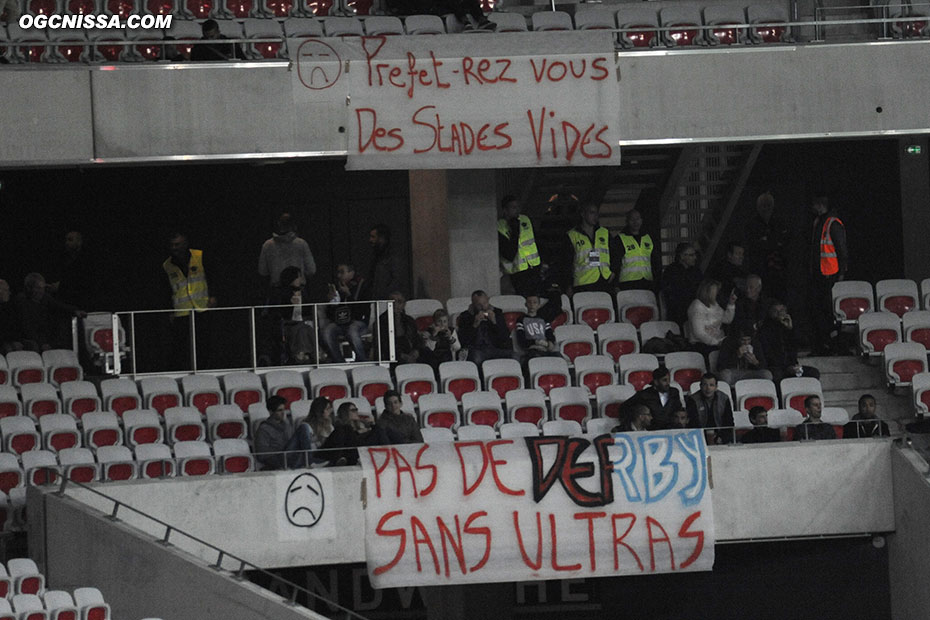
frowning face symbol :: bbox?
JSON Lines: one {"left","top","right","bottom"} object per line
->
{"left": 285, "top": 473, "right": 325, "bottom": 527}
{"left": 296, "top": 39, "right": 342, "bottom": 90}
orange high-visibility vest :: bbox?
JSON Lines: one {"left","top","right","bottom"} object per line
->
{"left": 819, "top": 216, "right": 844, "bottom": 276}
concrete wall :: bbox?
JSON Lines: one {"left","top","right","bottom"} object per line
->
{"left": 447, "top": 170, "right": 500, "bottom": 298}
{"left": 888, "top": 447, "right": 930, "bottom": 620}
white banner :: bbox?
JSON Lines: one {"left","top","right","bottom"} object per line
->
{"left": 360, "top": 430, "right": 714, "bottom": 588}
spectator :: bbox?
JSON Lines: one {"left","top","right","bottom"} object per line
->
{"left": 378, "top": 291, "right": 420, "bottom": 364}
{"left": 498, "top": 195, "right": 542, "bottom": 297}
{"left": 376, "top": 390, "right": 423, "bottom": 444}
{"left": 457, "top": 290, "right": 519, "bottom": 366}
{"left": 670, "top": 407, "right": 690, "bottom": 429}
{"left": 190, "top": 19, "right": 247, "bottom": 61}
{"left": 794, "top": 396, "right": 836, "bottom": 441}
{"left": 741, "top": 406, "right": 781, "bottom": 444}
{"left": 254, "top": 396, "right": 293, "bottom": 470}
{"left": 48, "top": 230, "right": 97, "bottom": 310}
{"left": 660, "top": 243, "right": 703, "bottom": 328}
{"left": 287, "top": 396, "right": 334, "bottom": 468}
{"left": 685, "top": 372, "right": 735, "bottom": 444}
{"left": 419, "top": 309, "right": 461, "bottom": 372}
{"left": 560, "top": 203, "right": 615, "bottom": 295}
{"left": 269, "top": 266, "right": 316, "bottom": 364}
{"left": 745, "top": 191, "right": 788, "bottom": 299}
{"left": 613, "top": 208, "right": 661, "bottom": 292}
{"left": 322, "top": 263, "right": 370, "bottom": 363}
{"left": 259, "top": 212, "right": 316, "bottom": 294}
{"left": 717, "top": 322, "right": 773, "bottom": 386}
{"left": 321, "top": 401, "right": 387, "bottom": 466}
{"left": 809, "top": 193, "right": 848, "bottom": 355}
{"left": 613, "top": 403, "right": 653, "bottom": 432}
{"left": 709, "top": 242, "right": 748, "bottom": 307}
{"left": 515, "top": 295, "right": 558, "bottom": 360}
{"left": 620, "top": 366, "right": 683, "bottom": 430}
{"left": 842, "top": 394, "right": 890, "bottom": 439}
{"left": 163, "top": 232, "right": 216, "bottom": 369}
{"left": 368, "top": 224, "right": 406, "bottom": 301}
{"left": 687, "top": 279, "right": 736, "bottom": 354}
{"left": 733, "top": 274, "right": 767, "bottom": 332}
{"left": 0, "top": 279, "right": 22, "bottom": 353}
{"left": 758, "top": 301, "right": 820, "bottom": 382}
{"left": 15, "top": 273, "right": 85, "bottom": 352}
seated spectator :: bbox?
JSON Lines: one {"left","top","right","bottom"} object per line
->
{"left": 794, "top": 396, "right": 836, "bottom": 441}
{"left": 269, "top": 266, "right": 316, "bottom": 364}
{"left": 321, "top": 400, "right": 389, "bottom": 466}
{"left": 0, "top": 279, "right": 23, "bottom": 354}
{"left": 190, "top": 19, "right": 247, "bottom": 61}
{"left": 842, "top": 394, "right": 891, "bottom": 439}
{"left": 717, "top": 322, "right": 773, "bottom": 386}
{"left": 740, "top": 406, "right": 781, "bottom": 444}
{"left": 709, "top": 241, "right": 748, "bottom": 306}
{"left": 515, "top": 295, "right": 558, "bottom": 360}
{"left": 375, "top": 390, "right": 423, "bottom": 444}
{"left": 687, "top": 279, "right": 736, "bottom": 355}
{"left": 419, "top": 309, "right": 461, "bottom": 372}
{"left": 612, "top": 403, "right": 653, "bottom": 432}
{"left": 733, "top": 274, "right": 767, "bottom": 332}
{"left": 670, "top": 407, "right": 690, "bottom": 429}
{"left": 254, "top": 396, "right": 293, "bottom": 471}
{"left": 620, "top": 366, "right": 683, "bottom": 430}
{"left": 15, "top": 272, "right": 85, "bottom": 352}
{"left": 287, "top": 396, "right": 334, "bottom": 469}
{"left": 322, "top": 263, "right": 370, "bottom": 363}
{"left": 378, "top": 292, "right": 421, "bottom": 364}
{"left": 660, "top": 243, "right": 703, "bottom": 328}
{"left": 457, "top": 290, "right": 520, "bottom": 366}
{"left": 685, "top": 372, "right": 735, "bottom": 444}
{"left": 758, "top": 301, "right": 821, "bottom": 382}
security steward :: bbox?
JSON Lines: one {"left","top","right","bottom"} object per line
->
{"left": 561, "top": 203, "right": 616, "bottom": 295}
{"left": 163, "top": 232, "right": 217, "bottom": 369}
{"left": 809, "top": 194, "right": 847, "bottom": 355}
{"left": 614, "top": 208, "right": 661, "bottom": 292}
{"left": 497, "top": 195, "right": 542, "bottom": 297}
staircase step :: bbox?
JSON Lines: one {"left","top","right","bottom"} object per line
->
{"left": 819, "top": 371, "right": 885, "bottom": 391}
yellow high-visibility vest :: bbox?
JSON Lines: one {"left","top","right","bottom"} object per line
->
{"left": 618, "top": 233, "right": 654, "bottom": 282}
{"left": 163, "top": 249, "right": 210, "bottom": 317}
{"left": 498, "top": 215, "right": 541, "bottom": 274}
{"left": 567, "top": 227, "right": 611, "bottom": 286}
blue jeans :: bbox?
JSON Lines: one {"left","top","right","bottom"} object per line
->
{"left": 322, "top": 321, "right": 368, "bottom": 363}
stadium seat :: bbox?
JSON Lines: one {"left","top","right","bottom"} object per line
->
{"left": 351, "top": 366, "right": 393, "bottom": 406}
{"left": 6, "top": 24, "right": 49, "bottom": 64}
{"left": 38, "top": 414, "right": 80, "bottom": 453}
{"left": 73, "top": 588, "right": 111, "bottom": 620}
{"left": 746, "top": 3, "right": 790, "bottom": 42}
{"left": 461, "top": 391, "right": 503, "bottom": 427}
{"left": 487, "top": 12, "right": 527, "bottom": 32}
{"left": 179, "top": 0, "right": 213, "bottom": 18}
{"left": 549, "top": 387, "right": 591, "bottom": 425}
{"left": 832, "top": 280, "right": 874, "bottom": 324}
{"left": 364, "top": 15, "right": 404, "bottom": 35}
{"left": 164, "top": 407, "right": 206, "bottom": 444}
{"left": 914, "top": 372, "right": 930, "bottom": 416}
{"left": 456, "top": 425, "right": 497, "bottom": 441}
{"left": 767, "top": 408, "right": 804, "bottom": 439}
{"left": 446, "top": 297, "right": 472, "bottom": 329}
{"left": 555, "top": 324, "right": 596, "bottom": 364}
{"left": 174, "top": 440, "right": 215, "bottom": 476}
{"left": 0, "top": 356, "right": 7, "bottom": 386}
{"left": 888, "top": 0, "right": 929, "bottom": 37}
{"left": 703, "top": 4, "right": 748, "bottom": 45}
{"left": 40, "top": 350, "right": 81, "bottom": 386}
{"left": 143, "top": 0, "right": 173, "bottom": 15}
{"left": 903, "top": 310, "right": 930, "bottom": 349}
{"left": 532, "top": 10, "right": 572, "bottom": 31}
{"left": 405, "top": 299, "right": 444, "bottom": 331}
{"left": 344, "top": 0, "right": 372, "bottom": 16}
{"left": 420, "top": 427, "right": 455, "bottom": 443}
{"left": 98, "top": 445, "right": 138, "bottom": 481}
{"left": 0, "top": 418, "right": 40, "bottom": 455}
{"left": 876, "top": 279, "right": 919, "bottom": 318}
{"left": 213, "top": 438, "right": 254, "bottom": 473}
{"left": 135, "top": 443, "right": 175, "bottom": 479}
{"left": 405, "top": 14, "right": 445, "bottom": 34}
{"left": 574, "top": 6, "right": 615, "bottom": 29}
{"left": 660, "top": 6, "right": 704, "bottom": 46}
{"left": 482, "top": 358, "right": 523, "bottom": 400}
{"left": 181, "top": 375, "right": 223, "bottom": 415}
{"left": 417, "top": 393, "right": 460, "bottom": 429}
{"left": 547, "top": 294, "right": 573, "bottom": 329}
{"left": 86, "top": 28, "right": 129, "bottom": 62}
{"left": 324, "top": 16, "right": 363, "bottom": 36}
{"left": 585, "top": 417, "right": 616, "bottom": 436}
{"left": 664, "top": 351, "right": 706, "bottom": 392}
{"left": 499, "top": 422, "right": 540, "bottom": 439}
{"left": 59, "top": 382, "right": 101, "bottom": 420}
{"left": 490, "top": 295, "right": 527, "bottom": 332}
{"left": 283, "top": 16, "right": 324, "bottom": 39}
{"left": 243, "top": 18, "right": 285, "bottom": 59}
{"left": 616, "top": 5, "right": 659, "bottom": 48}
{"left": 821, "top": 407, "right": 850, "bottom": 437}
{"left": 504, "top": 389, "right": 547, "bottom": 425}
{"left": 733, "top": 409, "right": 753, "bottom": 429}
{"left": 735, "top": 379, "right": 778, "bottom": 412}
{"left": 921, "top": 278, "right": 930, "bottom": 310}
{"left": 0, "top": 386, "right": 19, "bottom": 419}
{"left": 595, "top": 384, "right": 636, "bottom": 420}
{"left": 7, "top": 559, "right": 42, "bottom": 597}
{"left": 528, "top": 357, "right": 570, "bottom": 396}
{"left": 616, "top": 291, "right": 660, "bottom": 329}
{"left": 247, "top": 403, "right": 270, "bottom": 437}
{"left": 618, "top": 353, "right": 659, "bottom": 391}
{"left": 542, "top": 419, "right": 583, "bottom": 436}
{"left": 639, "top": 321, "right": 681, "bottom": 347}
{"left": 572, "top": 292, "right": 614, "bottom": 330}
{"left": 439, "top": 361, "right": 480, "bottom": 401}
{"left": 884, "top": 342, "right": 927, "bottom": 386}
{"left": 43, "top": 590, "right": 79, "bottom": 620}
{"left": 857, "top": 312, "right": 902, "bottom": 356}
{"left": 597, "top": 322, "right": 639, "bottom": 363}
{"left": 22, "top": 450, "right": 60, "bottom": 486}
{"left": 223, "top": 372, "right": 264, "bottom": 413}
{"left": 23, "top": 0, "right": 59, "bottom": 15}
{"left": 396, "top": 364, "right": 436, "bottom": 404}
{"left": 205, "top": 405, "right": 247, "bottom": 441}
{"left": 82, "top": 412, "right": 123, "bottom": 450}
{"left": 58, "top": 447, "right": 99, "bottom": 483}
{"left": 308, "top": 368, "right": 350, "bottom": 402}
{"left": 779, "top": 377, "right": 824, "bottom": 415}
{"left": 12, "top": 593, "right": 48, "bottom": 620}
{"left": 6, "top": 352, "right": 45, "bottom": 387}
{"left": 83, "top": 312, "right": 127, "bottom": 372}
{"left": 100, "top": 378, "right": 141, "bottom": 417}
{"left": 0, "top": 454, "right": 23, "bottom": 496}
{"left": 122, "top": 409, "right": 163, "bottom": 447}
{"left": 573, "top": 355, "right": 616, "bottom": 394}
{"left": 64, "top": 0, "right": 95, "bottom": 13}
{"left": 296, "top": 0, "right": 330, "bottom": 16}
{"left": 20, "top": 384, "right": 60, "bottom": 419}
{"left": 374, "top": 394, "right": 417, "bottom": 417}
{"left": 264, "top": 371, "right": 307, "bottom": 405}
{"left": 139, "top": 377, "right": 182, "bottom": 416}
{"left": 129, "top": 28, "right": 167, "bottom": 62}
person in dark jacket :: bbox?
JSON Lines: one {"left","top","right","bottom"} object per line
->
{"left": 15, "top": 272, "right": 85, "bottom": 351}
{"left": 253, "top": 396, "right": 294, "bottom": 470}
{"left": 842, "top": 394, "right": 890, "bottom": 439}
{"left": 190, "top": 19, "right": 247, "bottom": 61}
{"left": 794, "top": 396, "right": 836, "bottom": 441}
{"left": 740, "top": 406, "right": 781, "bottom": 444}
{"left": 457, "top": 290, "right": 520, "bottom": 367}
{"left": 660, "top": 243, "right": 703, "bottom": 328}
{"left": 758, "top": 301, "right": 820, "bottom": 382}
{"left": 620, "top": 366, "right": 683, "bottom": 430}
{"left": 368, "top": 224, "right": 407, "bottom": 301}
{"left": 717, "top": 322, "right": 772, "bottom": 386}
{"left": 685, "top": 373, "right": 734, "bottom": 444}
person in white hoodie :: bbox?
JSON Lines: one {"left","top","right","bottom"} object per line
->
{"left": 687, "top": 278, "right": 736, "bottom": 357}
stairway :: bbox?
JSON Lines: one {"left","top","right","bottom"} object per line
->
{"left": 814, "top": 354, "right": 913, "bottom": 431}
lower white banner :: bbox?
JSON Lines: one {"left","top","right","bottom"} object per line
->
{"left": 360, "top": 430, "right": 714, "bottom": 588}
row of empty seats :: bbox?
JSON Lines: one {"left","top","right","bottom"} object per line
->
{"left": 834, "top": 278, "right": 930, "bottom": 323}
{"left": 8, "top": 0, "right": 380, "bottom": 20}
{"left": 0, "top": 558, "right": 111, "bottom": 620}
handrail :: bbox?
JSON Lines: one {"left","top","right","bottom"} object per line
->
{"left": 52, "top": 475, "right": 371, "bottom": 620}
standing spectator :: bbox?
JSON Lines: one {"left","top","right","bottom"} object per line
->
{"left": 457, "top": 290, "right": 519, "bottom": 366}
{"left": 842, "top": 394, "right": 890, "bottom": 439}
{"left": 620, "top": 367, "right": 683, "bottom": 430}
{"left": 269, "top": 266, "right": 316, "bottom": 364}
{"left": 809, "top": 193, "right": 848, "bottom": 355}
{"left": 560, "top": 203, "right": 615, "bottom": 295}
{"left": 419, "top": 309, "right": 461, "bottom": 372}
{"left": 287, "top": 396, "right": 334, "bottom": 468}
{"left": 378, "top": 291, "right": 420, "bottom": 364}
{"left": 322, "top": 263, "right": 370, "bottom": 363}
{"left": 259, "top": 212, "right": 316, "bottom": 292}
{"left": 687, "top": 279, "right": 736, "bottom": 355}
{"left": 741, "top": 406, "right": 781, "bottom": 443}
{"left": 613, "top": 208, "right": 661, "bottom": 292}
{"left": 163, "top": 232, "right": 216, "bottom": 369}
{"left": 0, "top": 279, "right": 23, "bottom": 353}
{"left": 758, "top": 301, "right": 820, "bottom": 382}
{"left": 746, "top": 191, "right": 788, "bottom": 300}
{"left": 254, "top": 396, "right": 293, "bottom": 471}
{"left": 376, "top": 390, "right": 423, "bottom": 444}
{"left": 717, "top": 322, "right": 772, "bottom": 386}
{"left": 685, "top": 372, "right": 735, "bottom": 444}
{"left": 733, "top": 274, "right": 767, "bottom": 332}
{"left": 794, "top": 396, "right": 836, "bottom": 441}
{"left": 48, "top": 230, "right": 97, "bottom": 310}
{"left": 15, "top": 273, "right": 85, "bottom": 352}
{"left": 660, "top": 243, "right": 703, "bottom": 328}
{"left": 709, "top": 242, "right": 748, "bottom": 306}
{"left": 613, "top": 404, "right": 653, "bottom": 432}
{"left": 368, "top": 224, "right": 406, "bottom": 301}
{"left": 498, "top": 195, "right": 542, "bottom": 297}
{"left": 515, "top": 295, "right": 558, "bottom": 360}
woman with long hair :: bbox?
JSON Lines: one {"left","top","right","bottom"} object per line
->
{"left": 687, "top": 278, "right": 736, "bottom": 357}
{"left": 286, "top": 396, "right": 334, "bottom": 468}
